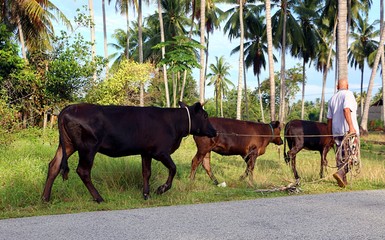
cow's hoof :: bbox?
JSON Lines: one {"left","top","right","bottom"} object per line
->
{"left": 295, "top": 178, "right": 301, "bottom": 186}
{"left": 143, "top": 193, "right": 150, "bottom": 200}
{"left": 156, "top": 184, "right": 170, "bottom": 195}
{"left": 94, "top": 197, "right": 104, "bottom": 203}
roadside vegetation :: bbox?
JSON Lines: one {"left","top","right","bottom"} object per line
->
{"left": 0, "top": 128, "right": 383, "bottom": 219}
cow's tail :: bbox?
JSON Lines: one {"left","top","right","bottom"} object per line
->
{"left": 58, "top": 114, "right": 70, "bottom": 180}
{"left": 283, "top": 124, "right": 290, "bottom": 165}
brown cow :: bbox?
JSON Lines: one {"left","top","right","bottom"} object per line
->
{"left": 284, "top": 120, "right": 334, "bottom": 183}
{"left": 189, "top": 118, "right": 283, "bottom": 185}
{"left": 42, "top": 102, "right": 216, "bottom": 203}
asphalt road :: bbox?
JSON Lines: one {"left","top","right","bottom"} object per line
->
{"left": 1, "top": 190, "right": 385, "bottom": 240}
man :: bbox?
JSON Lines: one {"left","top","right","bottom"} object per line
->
{"left": 327, "top": 78, "right": 360, "bottom": 188}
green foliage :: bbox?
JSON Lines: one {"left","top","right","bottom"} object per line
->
{"left": 87, "top": 60, "right": 154, "bottom": 105}
{"left": 0, "top": 24, "right": 25, "bottom": 83}
{"left": 0, "top": 99, "right": 18, "bottom": 132}
{"left": 45, "top": 31, "right": 105, "bottom": 103}
{"left": 153, "top": 36, "right": 203, "bottom": 74}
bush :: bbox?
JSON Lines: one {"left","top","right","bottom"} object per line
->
{"left": 0, "top": 99, "right": 18, "bottom": 131}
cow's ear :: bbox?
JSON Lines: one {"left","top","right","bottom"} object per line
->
{"left": 178, "top": 101, "right": 186, "bottom": 108}
{"left": 194, "top": 102, "right": 203, "bottom": 112}
{"left": 272, "top": 121, "right": 280, "bottom": 128}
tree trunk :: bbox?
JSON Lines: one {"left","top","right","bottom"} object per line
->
{"left": 319, "top": 18, "right": 337, "bottom": 122}
{"left": 16, "top": 15, "right": 28, "bottom": 63}
{"left": 301, "top": 59, "right": 306, "bottom": 120}
{"left": 381, "top": 0, "right": 385, "bottom": 128}
{"left": 279, "top": 0, "right": 287, "bottom": 124}
{"left": 138, "top": 0, "right": 144, "bottom": 106}
{"left": 257, "top": 75, "right": 265, "bottom": 122}
{"left": 360, "top": 21, "right": 385, "bottom": 133}
{"left": 360, "top": 67, "right": 364, "bottom": 117}
{"left": 125, "top": 5, "right": 130, "bottom": 59}
{"left": 337, "top": 0, "right": 348, "bottom": 81}
{"left": 236, "top": 0, "right": 244, "bottom": 120}
{"left": 158, "top": 0, "right": 170, "bottom": 107}
{"left": 265, "top": 0, "right": 275, "bottom": 121}
{"left": 243, "top": 63, "right": 249, "bottom": 120}
{"left": 179, "top": 70, "right": 187, "bottom": 102}
{"left": 88, "top": 0, "right": 97, "bottom": 82}
{"left": 199, "top": 0, "right": 206, "bottom": 103}
{"left": 102, "top": 0, "right": 108, "bottom": 76}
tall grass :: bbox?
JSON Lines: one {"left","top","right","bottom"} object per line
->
{"left": 0, "top": 128, "right": 384, "bottom": 219}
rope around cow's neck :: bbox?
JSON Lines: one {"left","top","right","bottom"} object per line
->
{"left": 184, "top": 106, "right": 191, "bottom": 135}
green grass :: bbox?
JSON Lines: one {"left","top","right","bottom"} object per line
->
{"left": 0, "top": 128, "right": 384, "bottom": 219}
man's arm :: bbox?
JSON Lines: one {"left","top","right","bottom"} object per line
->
{"left": 343, "top": 108, "right": 356, "bottom": 134}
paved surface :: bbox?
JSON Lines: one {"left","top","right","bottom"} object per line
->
{"left": 1, "top": 190, "right": 385, "bottom": 240}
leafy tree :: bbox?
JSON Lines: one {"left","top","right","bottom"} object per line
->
{"left": 87, "top": 59, "right": 153, "bottom": 105}
{"left": 207, "top": 56, "right": 234, "bottom": 117}
{"left": 0, "top": 24, "right": 24, "bottom": 83}
{"left": 0, "top": 23, "right": 41, "bottom": 128}
{"left": 45, "top": 31, "right": 105, "bottom": 103}
{"left": 153, "top": 36, "right": 202, "bottom": 107}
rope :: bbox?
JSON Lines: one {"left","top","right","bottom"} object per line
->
{"left": 255, "top": 132, "right": 361, "bottom": 194}
{"left": 184, "top": 106, "right": 191, "bottom": 135}
{"left": 217, "top": 132, "right": 341, "bottom": 138}
{"left": 336, "top": 132, "right": 361, "bottom": 177}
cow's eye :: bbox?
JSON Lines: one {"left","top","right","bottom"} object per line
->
{"left": 204, "top": 112, "right": 208, "bottom": 119}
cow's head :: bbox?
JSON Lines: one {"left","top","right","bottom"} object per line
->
{"left": 179, "top": 101, "right": 216, "bottom": 137}
{"left": 269, "top": 121, "right": 283, "bottom": 145}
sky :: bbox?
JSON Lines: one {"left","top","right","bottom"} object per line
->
{"left": 50, "top": 0, "right": 383, "bottom": 102}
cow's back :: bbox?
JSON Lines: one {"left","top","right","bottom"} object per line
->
{"left": 285, "top": 120, "right": 331, "bottom": 151}
{"left": 195, "top": 118, "right": 271, "bottom": 156}
{"left": 60, "top": 103, "right": 183, "bottom": 157}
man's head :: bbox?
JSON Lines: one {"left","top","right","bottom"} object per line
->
{"left": 337, "top": 78, "right": 349, "bottom": 90}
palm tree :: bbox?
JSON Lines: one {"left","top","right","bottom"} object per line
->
{"left": 292, "top": 0, "right": 320, "bottom": 120}
{"left": 315, "top": 21, "right": 335, "bottom": 122}
{"left": 109, "top": 0, "right": 138, "bottom": 59}
{"left": 265, "top": 0, "right": 276, "bottom": 121}
{"left": 199, "top": 0, "right": 206, "bottom": 103}
{"left": 381, "top": 0, "right": 385, "bottom": 129}
{"left": 361, "top": 6, "right": 385, "bottom": 134}
{"left": 207, "top": 56, "right": 234, "bottom": 117}
{"left": 223, "top": 2, "right": 263, "bottom": 120}
{"left": 102, "top": 0, "right": 109, "bottom": 75}
{"left": 271, "top": 0, "right": 303, "bottom": 124}
{"left": 348, "top": 12, "right": 379, "bottom": 116}
{"left": 157, "top": 0, "right": 170, "bottom": 107}
{"left": 230, "top": 4, "right": 270, "bottom": 122}
{"left": 88, "top": 0, "right": 97, "bottom": 82}
{"left": 1, "top": 0, "right": 71, "bottom": 59}
{"left": 146, "top": 0, "right": 191, "bottom": 105}
{"left": 338, "top": 0, "right": 348, "bottom": 80}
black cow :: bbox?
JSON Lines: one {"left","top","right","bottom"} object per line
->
{"left": 42, "top": 102, "right": 216, "bottom": 202}
{"left": 190, "top": 118, "right": 283, "bottom": 185}
{"left": 284, "top": 120, "right": 334, "bottom": 183}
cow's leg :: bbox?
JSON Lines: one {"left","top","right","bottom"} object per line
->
{"left": 189, "top": 152, "right": 205, "bottom": 180}
{"left": 320, "top": 147, "right": 330, "bottom": 178}
{"left": 201, "top": 152, "right": 218, "bottom": 185}
{"left": 42, "top": 144, "right": 75, "bottom": 202}
{"left": 240, "top": 155, "right": 257, "bottom": 186}
{"left": 76, "top": 150, "right": 103, "bottom": 203}
{"left": 240, "top": 147, "right": 258, "bottom": 186}
{"left": 319, "top": 150, "right": 325, "bottom": 178}
{"left": 155, "top": 154, "right": 176, "bottom": 195}
{"left": 287, "top": 146, "right": 301, "bottom": 184}
{"left": 141, "top": 155, "right": 152, "bottom": 200}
